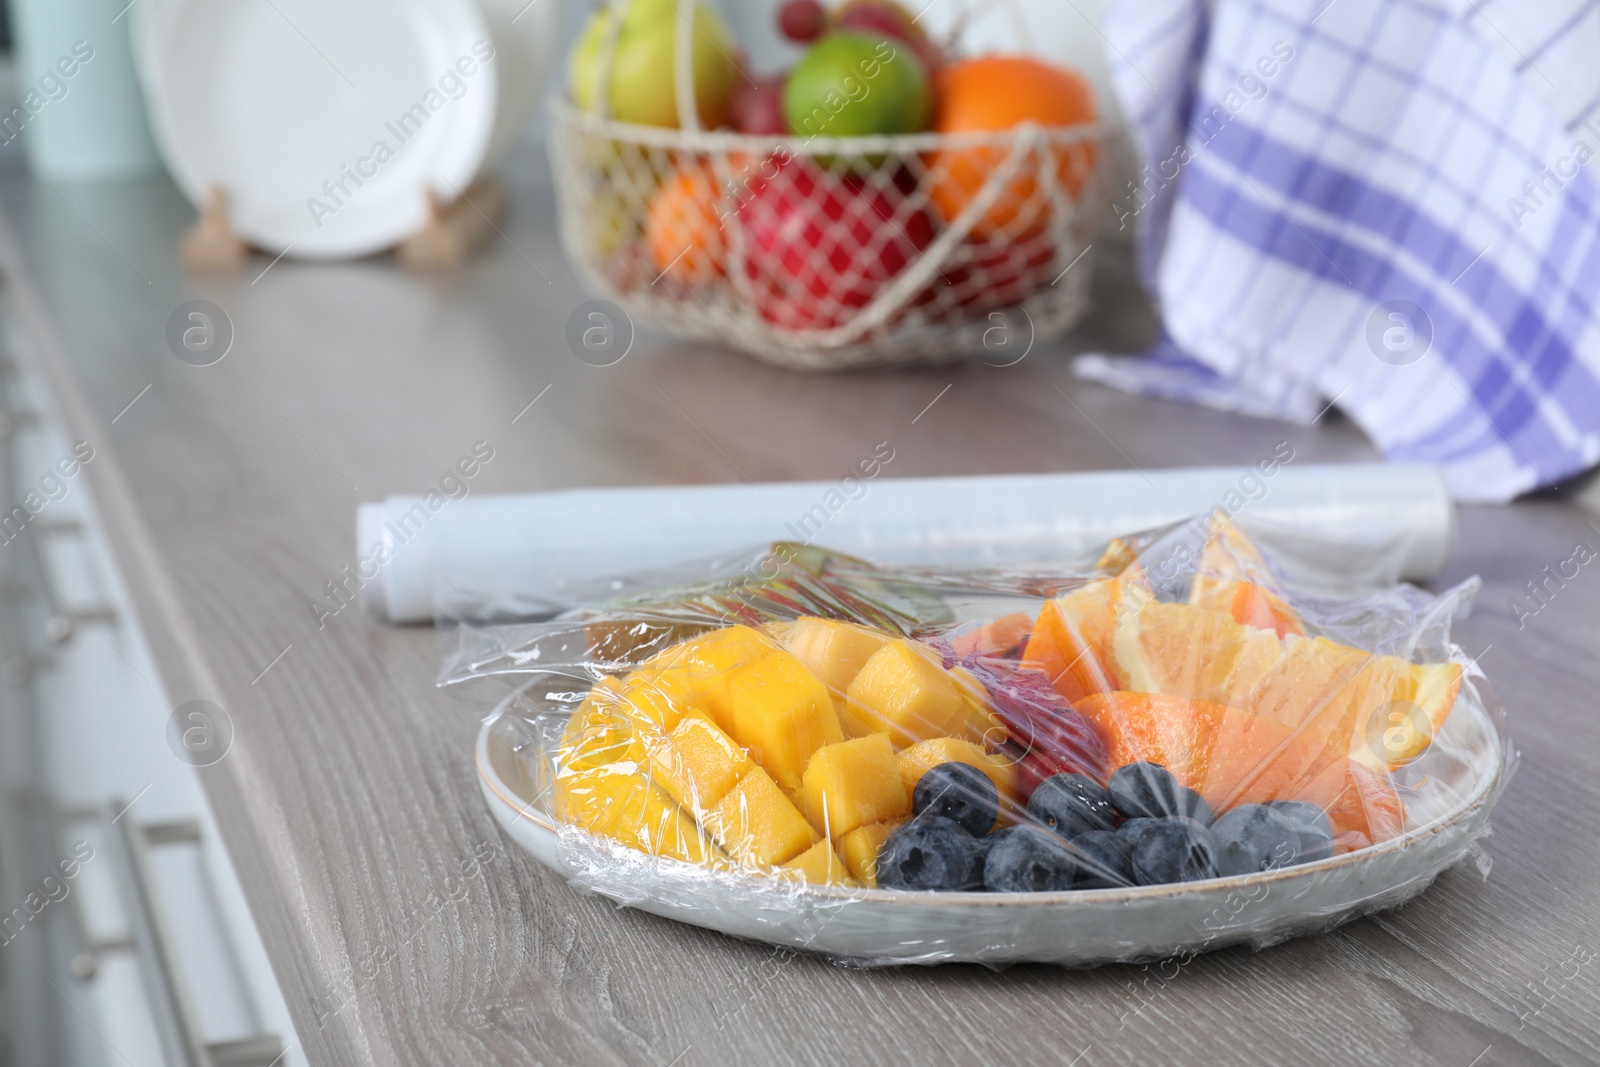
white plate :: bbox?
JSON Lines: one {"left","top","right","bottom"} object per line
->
{"left": 476, "top": 685, "right": 1506, "bottom": 967}
{"left": 141, "top": 0, "right": 497, "bottom": 258}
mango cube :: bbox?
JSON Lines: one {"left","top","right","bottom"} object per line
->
{"left": 726, "top": 650, "right": 843, "bottom": 791}
{"left": 843, "top": 640, "right": 966, "bottom": 748}
{"left": 838, "top": 819, "right": 907, "bottom": 888}
{"left": 948, "top": 666, "right": 1009, "bottom": 745}
{"left": 595, "top": 778, "right": 723, "bottom": 866}
{"left": 782, "top": 618, "right": 891, "bottom": 700}
{"left": 554, "top": 760, "right": 649, "bottom": 832}
{"left": 646, "top": 713, "right": 752, "bottom": 814}
{"left": 558, "top": 681, "right": 645, "bottom": 774}
{"left": 777, "top": 840, "right": 856, "bottom": 886}
{"left": 802, "top": 734, "right": 910, "bottom": 840}
{"left": 638, "top": 625, "right": 779, "bottom": 732}
{"left": 704, "top": 766, "right": 818, "bottom": 867}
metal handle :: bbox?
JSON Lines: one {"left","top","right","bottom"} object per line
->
{"left": 106, "top": 802, "right": 285, "bottom": 1067}
{"left": 23, "top": 516, "right": 117, "bottom": 644}
{"left": 49, "top": 803, "right": 133, "bottom": 979}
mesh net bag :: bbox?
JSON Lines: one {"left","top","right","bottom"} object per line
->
{"left": 548, "top": 2, "right": 1104, "bottom": 370}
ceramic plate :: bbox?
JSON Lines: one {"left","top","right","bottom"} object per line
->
{"left": 477, "top": 684, "right": 1505, "bottom": 967}
{"left": 141, "top": 0, "right": 497, "bottom": 257}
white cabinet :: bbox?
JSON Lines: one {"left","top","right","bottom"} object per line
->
{"left": 0, "top": 297, "right": 303, "bottom": 1066}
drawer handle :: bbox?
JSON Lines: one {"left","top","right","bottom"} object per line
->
{"left": 106, "top": 801, "right": 286, "bottom": 1067}
{"left": 48, "top": 803, "right": 132, "bottom": 979}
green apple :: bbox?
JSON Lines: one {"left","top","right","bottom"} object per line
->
{"left": 783, "top": 31, "right": 931, "bottom": 140}
{"left": 569, "top": 0, "right": 740, "bottom": 129}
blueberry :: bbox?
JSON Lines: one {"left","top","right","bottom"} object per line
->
{"left": 982, "top": 826, "right": 1077, "bottom": 892}
{"left": 913, "top": 762, "right": 999, "bottom": 836}
{"left": 1211, "top": 804, "right": 1302, "bottom": 876}
{"left": 1027, "top": 773, "right": 1116, "bottom": 837}
{"left": 1069, "top": 829, "right": 1134, "bottom": 888}
{"left": 1115, "top": 816, "right": 1162, "bottom": 850}
{"left": 877, "top": 816, "right": 980, "bottom": 891}
{"left": 1109, "top": 761, "right": 1212, "bottom": 824}
{"left": 1268, "top": 800, "right": 1335, "bottom": 863}
{"left": 971, "top": 831, "right": 998, "bottom": 885}
{"left": 1127, "top": 817, "right": 1217, "bottom": 885}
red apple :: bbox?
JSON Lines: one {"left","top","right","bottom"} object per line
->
{"left": 737, "top": 155, "right": 935, "bottom": 330}
{"left": 729, "top": 72, "right": 789, "bottom": 135}
{"left": 922, "top": 234, "right": 1058, "bottom": 317}
{"left": 834, "top": 0, "right": 945, "bottom": 71}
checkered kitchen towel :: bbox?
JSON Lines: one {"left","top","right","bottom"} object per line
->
{"left": 1074, "top": 0, "right": 1600, "bottom": 503}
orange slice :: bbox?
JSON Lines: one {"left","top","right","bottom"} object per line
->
{"left": 1113, "top": 597, "right": 1462, "bottom": 773}
{"left": 1188, "top": 514, "right": 1303, "bottom": 637}
{"left": 1192, "top": 579, "right": 1303, "bottom": 638}
{"left": 1244, "top": 636, "right": 1462, "bottom": 772}
{"left": 949, "top": 612, "right": 1032, "bottom": 660}
{"left": 1077, "top": 691, "right": 1405, "bottom": 850}
{"left": 1110, "top": 593, "right": 1280, "bottom": 706}
{"left": 1096, "top": 537, "right": 1136, "bottom": 574}
{"left": 1021, "top": 579, "right": 1120, "bottom": 702}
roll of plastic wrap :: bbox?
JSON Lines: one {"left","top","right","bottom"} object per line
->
{"left": 355, "top": 463, "right": 1455, "bottom": 624}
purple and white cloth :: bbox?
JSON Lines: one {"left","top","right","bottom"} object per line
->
{"left": 1075, "top": 0, "right": 1600, "bottom": 503}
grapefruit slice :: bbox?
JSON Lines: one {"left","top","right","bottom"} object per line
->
{"left": 1077, "top": 691, "right": 1405, "bottom": 851}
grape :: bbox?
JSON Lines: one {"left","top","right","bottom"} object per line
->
{"left": 777, "top": 0, "right": 827, "bottom": 43}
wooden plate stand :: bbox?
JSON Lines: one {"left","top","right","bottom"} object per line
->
{"left": 180, "top": 178, "right": 508, "bottom": 272}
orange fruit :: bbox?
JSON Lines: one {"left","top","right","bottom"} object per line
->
{"left": 1021, "top": 579, "right": 1118, "bottom": 703}
{"left": 927, "top": 56, "right": 1097, "bottom": 239}
{"left": 1076, "top": 692, "right": 1405, "bottom": 851}
{"left": 1110, "top": 593, "right": 1281, "bottom": 705}
{"left": 645, "top": 161, "right": 727, "bottom": 285}
{"left": 1247, "top": 637, "right": 1462, "bottom": 771}
{"left": 1193, "top": 580, "right": 1303, "bottom": 638}
{"left": 950, "top": 611, "right": 1032, "bottom": 660}
{"left": 1109, "top": 596, "right": 1462, "bottom": 773}
{"left": 1188, "top": 514, "right": 1303, "bottom": 637}
{"left": 1022, "top": 562, "right": 1154, "bottom": 703}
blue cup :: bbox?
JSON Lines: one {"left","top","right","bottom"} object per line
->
{"left": 8, "top": 0, "right": 163, "bottom": 179}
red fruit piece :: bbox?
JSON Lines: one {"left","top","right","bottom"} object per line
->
{"left": 919, "top": 233, "right": 1058, "bottom": 318}
{"left": 777, "top": 0, "right": 827, "bottom": 43}
{"left": 963, "top": 662, "right": 1107, "bottom": 797}
{"left": 835, "top": 1, "right": 945, "bottom": 72}
{"left": 736, "top": 156, "right": 934, "bottom": 331}
{"left": 729, "top": 73, "right": 789, "bottom": 135}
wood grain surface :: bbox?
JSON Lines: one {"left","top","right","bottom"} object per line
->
{"left": 2, "top": 144, "right": 1596, "bottom": 1067}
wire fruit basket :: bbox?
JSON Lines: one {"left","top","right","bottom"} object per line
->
{"left": 549, "top": 1, "right": 1104, "bottom": 371}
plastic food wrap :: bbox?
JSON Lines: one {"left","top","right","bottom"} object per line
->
{"left": 451, "top": 512, "right": 1512, "bottom": 967}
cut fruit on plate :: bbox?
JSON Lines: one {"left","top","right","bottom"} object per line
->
{"left": 1075, "top": 691, "right": 1405, "bottom": 851}
{"left": 1108, "top": 597, "right": 1463, "bottom": 773}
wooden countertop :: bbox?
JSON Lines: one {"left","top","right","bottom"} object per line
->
{"left": 4, "top": 143, "right": 1597, "bottom": 1067}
